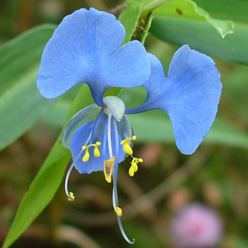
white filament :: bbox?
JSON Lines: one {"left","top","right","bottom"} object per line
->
{"left": 112, "top": 120, "right": 135, "bottom": 244}
{"left": 107, "top": 113, "right": 113, "bottom": 158}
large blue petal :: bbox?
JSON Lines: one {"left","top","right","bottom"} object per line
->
{"left": 37, "top": 8, "right": 150, "bottom": 105}
{"left": 127, "top": 45, "right": 222, "bottom": 154}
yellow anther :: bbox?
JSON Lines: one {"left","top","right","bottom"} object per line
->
{"left": 104, "top": 156, "right": 115, "bottom": 183}
{"left": 129, "top": 167, "right": 135, "bottom": 177}
{"left": 82, "top": 141, "right": 101, "bottom": 162}
{"left": 67, "top": 192, "right": 75, "bottom": 202}
{"left": 94, "top": 147, "right": 100, "bottom": 157}
{"left": 129, "top": 157, "right": 143, "bottom": 177}
{"left": 131, "top": 162, "right": 138, "bottom": 173}
{"left": 132, "top": 157, "right": 143, "bottom": 164}
{"left": 82, "top": 150, "right": 90, "bottom": 162}
{"left": 114, "top": 207, "right": 122, "bottom": 217}
{"left": 123, "top": 143, "right": 133, "bottom": 155}
{"left": 121, "top": 136, "right": 137, "bottom": 155}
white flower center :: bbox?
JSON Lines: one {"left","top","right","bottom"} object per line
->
{"left": 103, "top": 96, "right": 125, "bottom": 121}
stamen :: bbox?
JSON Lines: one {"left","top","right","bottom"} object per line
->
{"left": 67, "top": 192, "right": 75, "bottom": 201}
{"left": 65, "top": 163, "right": 75, "bottom": 201}
{"left": 104, "top": 156, "right": 115, "bottom": 183}
{"left": 64, "top": 110, "right": 104, "bottom": 201}
{"left": 81, "top": 141, "right": 101, "bottom": 162}
{"left": 129, "top": 157, "right": 143, "bottom": 177}
{"left": 82, "top": 149, "right": 90, "bottom": 162}
{"left": 94, "top": 141, "right": 101, "bottom": 157}
{"left": 121, "top": 136, "right": 137, "bottom": 155}
{"left": 128, "top": 167, "right": 135, "bottom": 177}
{"left": 114, "top": 207, "right": 122, "bottom": 217}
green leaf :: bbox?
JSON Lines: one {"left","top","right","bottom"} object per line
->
{"left": 152, "top": 0, "right": 234, "bottom": 38}
{"left": 3, "top": 85, "right": 93, "bottom": 248}
{"left": 2, "top": 148, "right": 70, "bottom": 248}
{"left": 0, "top": 24, "right": 57, "bottom": 151}
{"left": 119, "top": 0, "right": 154, "bottom": 43}
{"left": 150, "top": 17, "right": 248, "bottom": 64}
{"left": 193, "top": 0, "right": 248, "bottom": 24}
{"left": 140, "top": 9, "right": 154, "bottom": 43}
{"left": 119, "top": 1, "right": 142, "bottom": 43}
{"left": 42, "top": 99, "right": 70, "bottom": 126}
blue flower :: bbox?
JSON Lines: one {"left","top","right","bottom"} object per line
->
{"left": 37, "top": 8, "right": 222, "bottom": 244}
{"left": 37, "top": 7, "right": 149, "bottom": 244}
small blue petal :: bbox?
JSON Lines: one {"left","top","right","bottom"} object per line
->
{"left": 127, "top": 45, "right": 222, "bottom": 154}
{"left": 70, "top": 115, "right": 107, "bottom": 174}
{"left": 69, "top": 113, "right": 127, "bottom": 174}
{"left": 62, "top": 104, "right": 102, "bottom": 148}
{"left": 37, "top": 8, "right": 150, "bottom": 105}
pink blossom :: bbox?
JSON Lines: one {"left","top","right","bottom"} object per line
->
{"left": 170, "top": 203, "right": 222, "bottom": 247}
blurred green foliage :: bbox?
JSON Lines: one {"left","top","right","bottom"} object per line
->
{"left": 1, "top": 0, "right": 248, "bottom": 248}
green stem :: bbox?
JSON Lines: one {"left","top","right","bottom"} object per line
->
{"left": 143, "top": 0, "right": 174, "bottom": 12}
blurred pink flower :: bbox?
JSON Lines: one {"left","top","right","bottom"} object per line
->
{"left": 170, "top": 203, "right": 222, "bottom": 247}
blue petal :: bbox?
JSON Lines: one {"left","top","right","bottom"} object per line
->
{"left": 70, "top": 113, "right": 127, "bottom": 174}
{"left": 37, "top": 8, "right": 150, "bottom": 105}
{"left": 70, "top": 114, "right": 107, "bottom": 174}
{"left": 62, "top": 104, "right": 102, "bottom": 148}
{"left": 127, "top": 45, "right": 222, "bottom": 154}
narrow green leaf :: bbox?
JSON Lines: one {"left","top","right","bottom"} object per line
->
{"left": 119, "top": 1, "right": 142, "bottom": 43}
{"left": 3, "top": 85, "right": 93, "bottom": 248}
{"left": 150, "top": 17, "right": 248, "bottom": 65}
{"left": 2, "top": 149, "right": 70, "bottom": 248}
{"left": 119, "top": 0, "right": 154, "bottom": 43}
{"left": 152, "top": 0, "right": 234, "bottom": 38}
{"left": 0, "top": 24, "right": 57, "bottom": 151}
{"left": 140, "top": 10, "right": 154, "bottom": 43}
